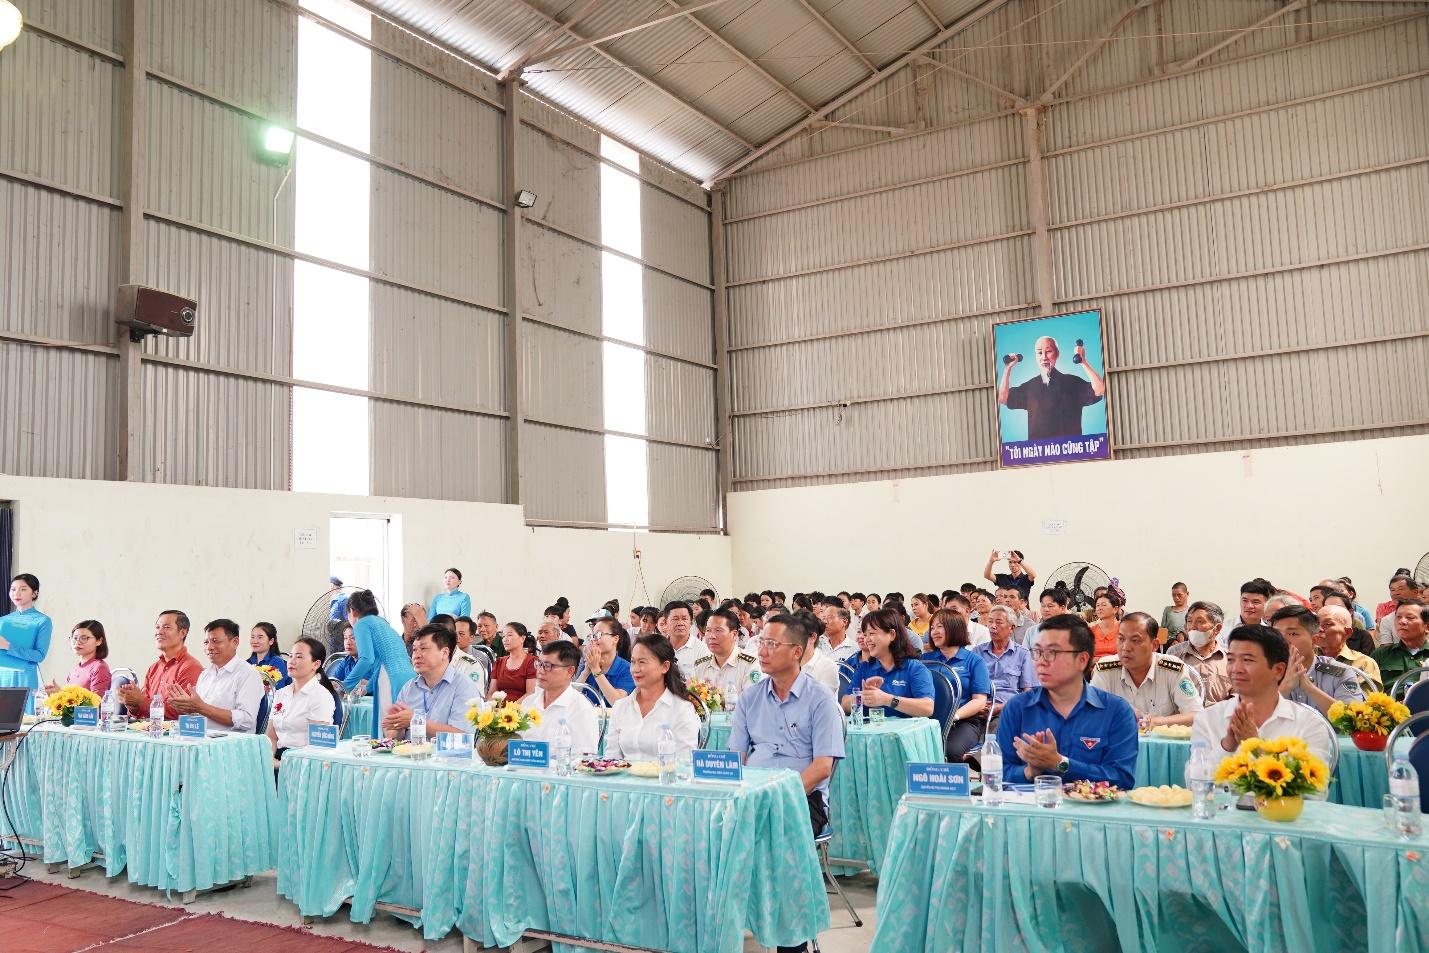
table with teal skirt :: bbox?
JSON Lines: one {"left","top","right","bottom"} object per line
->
{"left": 872, "top": 795, "right": 1429, "bottom": 953}
{"left": 277, "top": 746, "right": 828, "bottom": 950}
{"left": 705, "top": 711, "right": 942, "bottom": 876}
{"left": 0, "top": 723, "right": 279, "bottom": 894}
{"left": 341, "top": 697, "right": 374, "bottom": 739}
{"left": 1136, "top": 734, "right": 1389, "bottom": 808}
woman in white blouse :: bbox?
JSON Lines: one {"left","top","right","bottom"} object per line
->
{"left": 267, "top": 636, "right": 338, "bottom": 771}
{"left": 607, "top": 634, "right": 700, "bottom": 762}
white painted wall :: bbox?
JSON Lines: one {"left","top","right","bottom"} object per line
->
{"left": 0, "top": 475, "right": 730, "bottom": 679}
{"left": 727, "top": 435, "right": 1429, "bottom": 617}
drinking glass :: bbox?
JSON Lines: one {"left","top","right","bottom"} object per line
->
{"left": 1383, "top": 793, "right": 1399, "bottom": 832}
{"left": 869, "top": 707, "right": 886, "bottom": 724}
{"left": 676, "top": 754, "right": 693, "bottom": 783}
{"left": 1035, "top": 775, "right": 1063, "bottom": 809}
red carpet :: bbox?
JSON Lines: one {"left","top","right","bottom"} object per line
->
{"left": 0, "top": 880, "right": 407, "bottom": 953}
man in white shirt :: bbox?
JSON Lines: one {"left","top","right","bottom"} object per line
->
{"left": 662, "top": 601, "right": 708, "bottom": 677}
{"left": 167, "top": 618, "right": 264, "bottom": 733}
{"left": 821, "top": 606, "right": 859, "bottom": 663}
{"left": 523, "top": 640, "right": 599, "bottom": 754}
{"left": 1192, "top": 624, "right": 1334, "bottom": 768}
{"left": 946, "top": 593, "right": 990, "bottom": 646}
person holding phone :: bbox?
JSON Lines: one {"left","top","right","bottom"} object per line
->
{"left": 985, "top": 550, "right": 1036, "bottom": 603}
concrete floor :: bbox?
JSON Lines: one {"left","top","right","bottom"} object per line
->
{"left": 18, "top": 864, "right": 880, "bottom": 953}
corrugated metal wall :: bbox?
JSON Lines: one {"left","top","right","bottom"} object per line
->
{"left": 3, "top": 0, "right": 719, "bottom": 532}
{"left": 722, "top": 3, "right": 1429, "bottom": 489}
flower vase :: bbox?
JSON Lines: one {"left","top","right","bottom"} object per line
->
{"left": 477, "top": 735, "right": 510, "bottom": 766}
{"left": 60, "top": 708, "right": 74, "bottom": 727}
{"left": 1254, "top": 794, "right": 1304, "bottom": 822}
{"left": 1350, "top": 730, "right": 1388, "bottom": 752}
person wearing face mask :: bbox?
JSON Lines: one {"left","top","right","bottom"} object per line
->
{"left": 1166, "top": 600, "right": 1232, "bottom": 704}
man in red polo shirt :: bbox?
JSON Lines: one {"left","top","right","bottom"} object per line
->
{"left": 117, "top": 609, "right": 203, "bottom": 719}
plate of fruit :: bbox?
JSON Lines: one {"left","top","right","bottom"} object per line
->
{"left": 1062, "top": 780, "right": 1125, "bottom": 803}
{"left": 575, "top": 757, "right": 631, "bottom": 775}
{"left": 1129, "top": 785, "right": 1194, "bottom": 808}
{"left": 369, "top": 738, "right": 399, "bottom": 754}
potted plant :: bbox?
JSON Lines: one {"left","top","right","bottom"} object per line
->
{"left": 45, "top": 685, "right": 102, "bottom": 726}
{"left": 1213, "top": 735, "right": 1329, "bottom": 822}
{"left": 1327, "top": 692, "right": 1410, "bottom": 752}
{"left": 466, "top": 699, "right": 542, "bottom": 765}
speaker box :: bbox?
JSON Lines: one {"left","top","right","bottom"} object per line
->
{"left": 116, "top": 284, "right": 197, "bottom": 340}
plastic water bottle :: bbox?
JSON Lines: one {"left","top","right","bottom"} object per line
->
{"left": 410, "top": 711, "right": 428, "bottom": 746}
{"left": 100, "top": 690, "right": 117, "bottom": 732}
{"left": 1390, "top": 755, "right": 1422, "bottom": 838}
{"left": 552, "top": 718, "right": 573, "bottom": 777}
{"left": 850, "top": 691, "right": 865, "bottom": 727}
{"left": 148, "top": 695, "right": 166, "bottom": 736}
{"left": 1186, "top": 740, "right": 1215, "bottom": 820}
{"left": 657, "top": 724, "right": 677, "bottom": 784}
{"left": 981, "top": 737, "right": 1004, "bottom": 806}
{"left": 32, "top": 686, "right": 47, "bottom": 720}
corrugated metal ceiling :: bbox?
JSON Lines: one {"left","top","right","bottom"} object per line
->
{"left": 362, "top": 0, "right": 1007, "bottom": 183}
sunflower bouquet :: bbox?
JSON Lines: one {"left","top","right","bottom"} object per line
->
{"left": 1213, "top": 736, "right": 1329, "bottom": 799}
{"left": 256, "top": 665, "right": 284, "bottom": 688}
{"left": 1327, "top": 692, "right": 1409, "bottom": 737}
{"left": 45, "top": 685, "right": 102, "bottom": 722}
{"left": 466, "top": 700, "right": 542, "bottom": 737}
{"left": 687, "top": 678, "right": 725, "bottom": 716}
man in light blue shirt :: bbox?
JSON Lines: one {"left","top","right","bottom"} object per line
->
{"left": 729, "top": 613, "right": 846, "bottom": 827}
{"left": 973, "top": 607, "right": 1038, "bottom": 726}
{"left": 382, "top": 624, "right": 481, "bottom": 739}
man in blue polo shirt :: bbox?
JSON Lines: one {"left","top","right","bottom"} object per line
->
{"left": 997, "top": 613, "right": 1138, "bottom": 788}
{"left": 728, "top": 612, "right": 845, "bottom": 953}
{"left": 381, "top": 624, "right": 481, "bottom": 739}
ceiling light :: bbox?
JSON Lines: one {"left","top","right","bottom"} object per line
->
{"left": 0, "top": 1, "right": 23, "bottom": 50}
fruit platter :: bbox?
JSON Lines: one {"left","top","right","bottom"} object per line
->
{"left": 369, "top": 738, "right": 399, "bottom": 754}
{"left": 1129, "top": 784, "right": 1194, "bottom": 808}
{"left": 1062, "top": 780, "right": 1125, "bottom": 803}
{"left": 575, "top": 757, "right": 631, "bottom": 775}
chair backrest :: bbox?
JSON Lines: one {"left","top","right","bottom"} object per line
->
{"left": 1385, "top": 711, "right": 1429, "bottom": 812}
{"left": 110, "top": 667, "right": 137, "bottom": 689}
{"left": 472, "top": 644, "right": 496, "bottom": 669}
{"left": 256, "top": 692, "right": 272, "bottom": 735}
{"left": 1391, "top": 666, "right": 1429, "bottom": 702}
{"left": 322, "top": 653, "right": 351, "bottom": 675}
{"left": 329, "top": 685, "right": 345, "bottom": 736}
{"left": 837, "top": 660, "right": 856, "bottom": 701}
{"left": 697, "top": 703, "right": 712, "bottom": 749}
{"left": 920, "top": 659, "right": 964, "bottom": 711}
{"left": 572, "top": 681, "right": 607, "bottom": 709}
{"left": 1405, "top": 678, "right": 1429, "bottom": 719}
{"left": 565, "top": 682, "right": 609, "bottom": 752}
{"left": 918, "top": 660, "right": 960, "bottom": 749}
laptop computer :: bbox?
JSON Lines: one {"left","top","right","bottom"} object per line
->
{"left": 0, "top": 686, "right": 28, "bottom": 733}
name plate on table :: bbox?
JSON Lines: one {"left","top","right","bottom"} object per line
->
{"left": 71, "top": 706, "right": 99, "bottom": 728}
{"left": 692, "top": 749, "right": 743, "bottom": 784}
{"left": 308, "top": 724, "right": 339, "bottom": 749}
{"left": 434, "top": 732, "right": 473, "bottom": 759}
{"left": 178, "top": 715, "right": 207, "bottom": 739}
{"left": 508, "top": 739, "right": 549, "bottom": 769}
{"left": 906, "top": 762, "right": 971, "bottom": 800}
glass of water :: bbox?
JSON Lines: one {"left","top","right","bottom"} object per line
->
{"left": 869, "top": 706, "right": 886, "bottom": 724}
{"left": 1035, "top": 775, "right": 1063, "bottom": 809}
{"left": 352, "top": 734, "right": 371, "bottom": 758}
{"left": 676, "top": 754, "right": 693, "bottom": 783}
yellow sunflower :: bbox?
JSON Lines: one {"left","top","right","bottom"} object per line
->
{"left": 1252, "top": 756, "right": 1290, "bottom": 794}
{"left": 528, "top": 708, "right": 542, "bottom": 728}
{"left": 476, "top": 709, "right": 495, "bottom": 730}
{"left": 1214, "top": 754, "right": 1252, "bottom": 785}
{"left": 497, "top": 709, "right": 520, "bottom": 730}
{"left": 1302, "top": 758, "right": 1329, "bottom": 791}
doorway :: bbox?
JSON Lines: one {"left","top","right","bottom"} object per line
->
{"left": 329, "top": 513, "right": 401, "bottom": 622}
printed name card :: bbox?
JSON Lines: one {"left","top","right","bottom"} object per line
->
{"left": 72, "top": 706, "right": 99, "bottom": 728}
{"left": 508, "top": 739, "right": 549, "bottom": 769}
{"left": 178, "top": 715, "right": 207, "bottom": 739}
{"left": 308, "top": 724, "right": 339, "bottom": 749}
{"left": 906, "top": 762, "right": 971, "bottom": 799}
{"left": 692, "top": 749, "right": 743, "bottom": 783}
{"left": 435, "top": 732, "right": 473, "bottom": 758}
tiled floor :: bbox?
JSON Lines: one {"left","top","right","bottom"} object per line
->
{"left": 14, "top": 864, "right": 880, "bottom": 952}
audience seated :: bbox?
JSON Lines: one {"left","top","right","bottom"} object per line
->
{"left": 487, "top": 623, "right": 536, "bottom": 701}
{"left": 919, "top": 610, "right": 990, "bottom": 761}
{"left": 117, "top": 610, "right": 204, "bottom": 720}
{"left": 382, "top": 624, "right": 481, "bottom": 740}
{"left": 246, "top": 621, "right": 289, "bottom": 689}
{"left": 971, "top": 608, "right": 1037, "bottom": 730}
{"left": 46, "top": 619, "right": 112, "bottom": 696}
{"left": 168, "top": 618, "right": 265, "bottom": 732}
{"left": 1315, "top": 605, "right": 1383, "bottom": 691}
{"left": 575, "top": 617, "right": 634, "bottom": 704}
{"left": 1269, "top": 605, "right": 1363, "bottom": 714}
{"left": 326, "top": 623, "right": 358, "bottom": 685}
{"left": 1373, "top": 600, "right": 1428, "bottom": 689}
{"left": 1166, "top": 601, "right": 1232, "bottom": 704}
{"left": 688, "top": 607, "right": 761, "bottom": 703}
{"left": 842, "top": 609, "right": 935, "bottom": 720}
{"left": 523, "top": 640, "right": 599, "bottom": 754}
{"left": 268, "top": 636, "right": 338, "bottom": 768}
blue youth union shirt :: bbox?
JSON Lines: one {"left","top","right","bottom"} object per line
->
{"left": 848, "top": 657, "right": 934, "bottom": 718}
{"left": 995, "top": 684, "right": 1138, "bottom": 788}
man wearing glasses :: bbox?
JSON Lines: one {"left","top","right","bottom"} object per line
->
{"left": 995, "top": 614, "right": 1138, "bottom": 789}
{"left": 728, "top": 613, "right": 845, "bottom": 953}
{"left": 524, "top": 640, "right": 598, "bottom": 754}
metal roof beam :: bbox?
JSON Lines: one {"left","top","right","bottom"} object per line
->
{"left": 706, "top": 0, "right": 1013, "bottom": 184}
{"left": 914, "top": 53, "right": 1026, "bottom": 107}
{"left": 507, "top": 0, "right": 755, "bottom": 149}
{"left": 523, "top": 0, "right": 748, "bottom": 69}
{"left": 793, "top": 0, "right": 877, "bottom": 73}
{"left": 650, "top": 0, "right": 816, "bottom": 112}
{"left": 1038, "top": 0, "right": 1155, "bottom": 103}
{"left": 500, "top": 0, "right": 609, "bottom": 80}
{"left": 911, "top": 0, "right": 943, "bottom": 31}
{"left": 1169, "top": 0, "right": 1306, "bottom": 73}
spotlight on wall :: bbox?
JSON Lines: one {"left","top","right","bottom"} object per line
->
{"left": 0, "top": 1, "right": 24, "bottom": 51}
{"left": 514, "top": 189, "right": 537, "bottom": 209}
{"left": 260, "top": 125, "right": 296, "bottom": 162}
